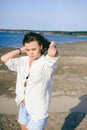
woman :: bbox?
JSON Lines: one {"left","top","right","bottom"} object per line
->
{"left": 1, "top": 32, "right": 59, "bottom": 130}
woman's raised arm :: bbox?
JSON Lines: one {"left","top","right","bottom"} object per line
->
{"left": 1, "top": 47, "right": 26, "bottom": 63}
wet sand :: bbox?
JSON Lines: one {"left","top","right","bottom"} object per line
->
{"left": 0, "top": 41, "right": 87, "bottom": 130}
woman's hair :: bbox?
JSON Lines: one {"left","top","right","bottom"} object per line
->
{"left": 23, "top": 32, "right": 50, "bottom": 55}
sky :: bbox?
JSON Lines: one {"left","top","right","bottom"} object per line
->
{"left": 0, "top": 0, "right": 87, "bottom": 31}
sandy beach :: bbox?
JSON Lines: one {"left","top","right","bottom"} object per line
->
{"left": 0, "top": 41, "right": 87, "bottom": 130}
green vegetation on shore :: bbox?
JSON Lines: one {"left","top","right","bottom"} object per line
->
{"left": 0, "top": 29, "right": 87, "bottom": 36}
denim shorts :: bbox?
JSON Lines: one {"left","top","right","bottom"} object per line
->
{"left": 18, "top": 103, "right": 48, "bottom": 130}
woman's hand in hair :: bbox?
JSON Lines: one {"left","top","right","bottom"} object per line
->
{"left": 20, "top": 46, "right": 26, "bottom": 54}
{"left": 48, "top": 41, "right": 58, "bottom": 57}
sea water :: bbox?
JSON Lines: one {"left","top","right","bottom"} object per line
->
{"left": 0, "top": 32, "right": 87, "bottom": 48}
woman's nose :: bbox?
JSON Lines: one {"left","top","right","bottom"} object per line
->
{"left": 29, "top": 50, "right": 33, "bottom": 55}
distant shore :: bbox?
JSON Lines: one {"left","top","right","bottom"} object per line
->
{"left": 0, "top": 41, "right": 87, "bottom": 130}
{"left": 0, "top": 29, "right": 87, "bottom": 36}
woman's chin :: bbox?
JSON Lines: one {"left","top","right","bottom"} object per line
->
{"left": 30, "top": 57, "right": 36, "bottom": 61}
{"left": 30, "top": 55, "right": 41, "bottom": 61}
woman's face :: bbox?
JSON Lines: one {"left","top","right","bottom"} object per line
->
{"left": 24, "top": 41, "right": 42, "bottom": 61}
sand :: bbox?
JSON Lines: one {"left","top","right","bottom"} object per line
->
{"left": 0, "top": 41, "right": 87, "bottom": 130}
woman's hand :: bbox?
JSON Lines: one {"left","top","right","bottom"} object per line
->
{"left": 20, "top": 46, "right": 26, "bottom": 54}
{"left": 48, "top": 41, "right": 58, "bottom": 57}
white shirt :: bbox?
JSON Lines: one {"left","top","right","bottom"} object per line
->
{"left": 5, "top": 55, "right": 59, "bottom": 119}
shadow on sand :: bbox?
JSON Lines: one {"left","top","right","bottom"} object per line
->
{"left": 61, "top": 95, "right": 87, "bottom": 130}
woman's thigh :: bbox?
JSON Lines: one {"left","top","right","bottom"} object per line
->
{"left": 27, "top": 117, "right": 48, "bottom": 130}
{"left": 18, "top": 103, "right": 48, "bottom": 130}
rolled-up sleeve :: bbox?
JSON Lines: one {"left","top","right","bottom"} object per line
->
{"left": 5, "top": 58, "right": 21, "bottom": 72}
{"left": 45, "top": 55, "right": 59, "bottom": 70}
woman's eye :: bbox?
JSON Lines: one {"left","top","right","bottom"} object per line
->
{"left": 26, "top": 49, "right": 29, "bottom": 51}
{"left": 32, "top": 48, "right": 36, "bottom": 51}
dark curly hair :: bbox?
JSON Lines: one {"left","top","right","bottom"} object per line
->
{"left": 23, "top": 32, "right": 50, "bottom": 55}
